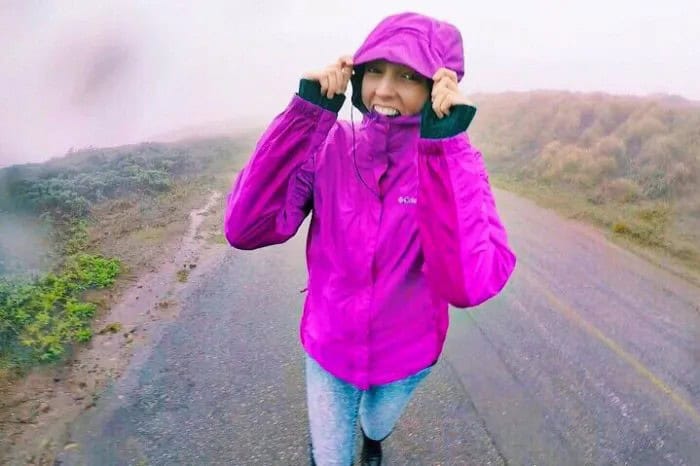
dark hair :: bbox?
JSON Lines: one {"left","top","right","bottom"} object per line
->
{"left": 350, "top": 64, "right": 368, "bottom": 113}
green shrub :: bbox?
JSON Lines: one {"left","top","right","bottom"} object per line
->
{"left": 0, "top": 254, "right": 120, "bottom": 368}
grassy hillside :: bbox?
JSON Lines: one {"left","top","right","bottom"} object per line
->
{"left": 469, "top": 91, "right": 700, "bottom": 274}
{"left": 0, "top": 135, "right": 254, "bottom": 374}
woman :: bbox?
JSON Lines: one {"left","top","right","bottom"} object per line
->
{"left": 224, "top": 11, "right": 516, "bottom": 465}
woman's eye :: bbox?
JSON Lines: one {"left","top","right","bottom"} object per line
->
{"left": 366, "top": 66, "right": 382, "bottom": 74}
{"left": 402, "top": 73, "right": 419, "bottom": 81}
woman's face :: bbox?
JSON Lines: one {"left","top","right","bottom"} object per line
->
{"left": 360, "top": 59, "right": 430, "bottom": 117}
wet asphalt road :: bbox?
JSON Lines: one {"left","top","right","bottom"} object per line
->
{"left": 57, "top": 189, "right": 700, "bottom": 466}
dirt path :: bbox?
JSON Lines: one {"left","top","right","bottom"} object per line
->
{"left": 0, "top": 191, "right": 223, "bottom": 465}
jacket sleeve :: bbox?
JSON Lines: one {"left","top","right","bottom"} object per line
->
{"left": 417, "top": 112, "right": 516, "bottom": 308}
{"left": 224, "top": 94, "right": 339, "bottom": 249}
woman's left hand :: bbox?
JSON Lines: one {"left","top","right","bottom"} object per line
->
{"left": 431, "top": 68, "right": 473, "bottom": 119}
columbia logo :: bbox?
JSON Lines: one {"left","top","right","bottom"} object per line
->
{"left": 398, "top": 196, "right": 417, "bottom": 205}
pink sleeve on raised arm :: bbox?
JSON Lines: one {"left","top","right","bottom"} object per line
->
{"left": 417, "top": 133, "right": 516, "bottom": 307}
{"left": 224, "top": 96, "right": 338, "bottom": 249}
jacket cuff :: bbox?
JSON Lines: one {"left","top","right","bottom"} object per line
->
{"left": 420, "top": 101, "right": 476, "bottom": 139}
{"left": 297, "top": 79, "right": 346, "bottom": 113}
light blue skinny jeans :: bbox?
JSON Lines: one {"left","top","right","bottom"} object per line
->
{"left": 306, "top": 354, "right": 432, "bottom": 466}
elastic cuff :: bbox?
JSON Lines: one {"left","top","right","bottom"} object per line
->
{"left": 420, "top": 101, "right": 476, "bottom": 139}
{"left": 297, "top": 78, "right": 346, "bottom": 113}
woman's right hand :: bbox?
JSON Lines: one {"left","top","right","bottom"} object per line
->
{"left": 303, "top": 55, "right": 354, "bottom": 99}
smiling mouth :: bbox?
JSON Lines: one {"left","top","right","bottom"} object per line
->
{"left": 373, "top": 105, "right": 400, "bottom": 117}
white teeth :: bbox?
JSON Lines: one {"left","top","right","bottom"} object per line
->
{"left": 373, "top": 105, "right": 399, "bottom": 116}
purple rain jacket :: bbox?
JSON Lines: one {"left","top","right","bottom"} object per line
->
{"left": 224, "top": 12, "right": 516, "bottom": 389}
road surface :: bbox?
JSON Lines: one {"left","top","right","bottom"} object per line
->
{"left": 57, "top": 189, "right": 700, "bottom": 465}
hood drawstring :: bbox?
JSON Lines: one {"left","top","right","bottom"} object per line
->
{"left": 351, "top": 76, "right": 380, "bottom": 199}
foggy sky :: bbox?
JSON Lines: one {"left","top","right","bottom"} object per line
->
{"left": 1, "top": 0, "right": 699, "bottom": 167}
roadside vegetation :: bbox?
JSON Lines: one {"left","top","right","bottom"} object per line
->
{"left": 469, "top": 91, "right": 700, "bottom": 276}
{"left": 0, "top": 135, "right": 254, "bottom": 376}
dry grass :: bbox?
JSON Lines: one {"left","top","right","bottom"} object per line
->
{"left": 176, "top": 269, "right": 190, "bottom": 283}
{"left": 87, "top": 166, "right": 236, "bottom": 277}
{"left": 492, "top": 173, "right": 700, "bottom": 284}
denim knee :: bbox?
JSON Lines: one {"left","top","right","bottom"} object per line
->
{"left": 359, "top": 365, "right": 432, "bottom": 440}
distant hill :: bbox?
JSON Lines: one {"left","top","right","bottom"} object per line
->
{"left": 0, "top": 136, "right": 253, "bottom": 277}
{"left": 469, "top": 91, "right": 700, "bottom": 269}
{"left": 0, "top": 137, "right": 248, "bottom": 218}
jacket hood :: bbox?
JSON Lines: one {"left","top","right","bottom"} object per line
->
{"left": 351, "top": 12, "right": 465, "bottom": 113}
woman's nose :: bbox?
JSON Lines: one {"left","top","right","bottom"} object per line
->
{"left": 374, "top": 76, "right": 395, "bottom": 97}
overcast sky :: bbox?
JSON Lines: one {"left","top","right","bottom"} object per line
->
{"left": 1, "top": 0, "right": 698, "bottom": 167}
